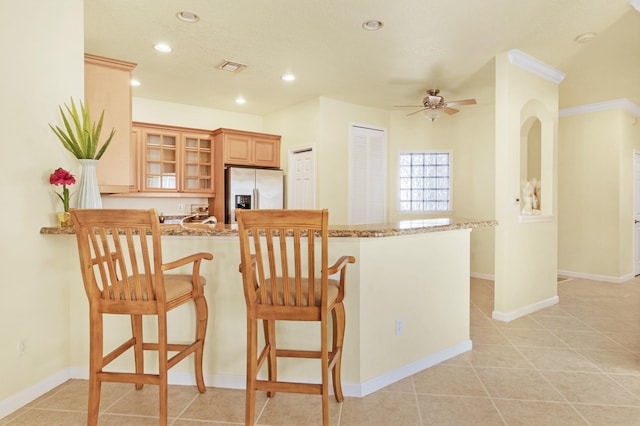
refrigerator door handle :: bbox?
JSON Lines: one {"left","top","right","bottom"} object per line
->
{"left": 253, "top": 188, "right": 258, "bottom": 209}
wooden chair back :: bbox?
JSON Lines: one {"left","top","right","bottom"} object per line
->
{"left": 71, "top": 208, "right": 166, "bottom": 314}
{"left": 236, "top": 209, "right": 331, "bottom": 318}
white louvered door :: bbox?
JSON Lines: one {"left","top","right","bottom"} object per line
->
{"left": 349, "top": 125, "right": 387, "bottom": 225}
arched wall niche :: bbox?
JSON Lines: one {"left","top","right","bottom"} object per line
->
{"left": 519, "top": 100, "right": 554, "bottom": 217}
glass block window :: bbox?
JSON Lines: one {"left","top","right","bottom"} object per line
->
{"left": 399, "top": 152, "right": 451, "bottom": 212}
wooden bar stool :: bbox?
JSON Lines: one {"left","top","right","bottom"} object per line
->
{"left": 236, "top": 209, "right": 355, "bottom": 426}
{"left": 70, "top": 208, "right": 213, "bottom": 426}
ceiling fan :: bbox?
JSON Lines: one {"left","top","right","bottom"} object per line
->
{"left": 395, "top": 89, "right": 477, "bottom": 121}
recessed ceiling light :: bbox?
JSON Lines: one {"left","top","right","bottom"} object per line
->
{"left": 154, "top": 43, "right": 172, "bottom": 53}
{"left": 176, "top": 11, "right": 200, "bottom": 23}
{"left": 574, "top": 32, "right": 597, "bottom": 43}
{"left": 130, "top": 79, "right": 140, "bottom": 87}
{"left": 362, "top": 20, "right": 383, "bottom": 31}
{"left": 235, "top": 97, "right": 246, "bottom": 105}
{"left": 281, "top": 73, "right": 296, "bottom": 82}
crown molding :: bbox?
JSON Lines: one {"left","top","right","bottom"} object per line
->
{"left": 631, "top": 0, "right": 640, "bottom": 12}
{"left": 559, "top": 98, "right": 640, "bottom": 117}
{"left": 508, "top": 49, "right": 566, "bottom": 84}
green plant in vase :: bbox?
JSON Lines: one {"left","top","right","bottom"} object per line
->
{"left": 49, "top": 97, "right": 115, "bottom": 208}
{"left": 49, "top": 97, "right": 115, "bottom": 159}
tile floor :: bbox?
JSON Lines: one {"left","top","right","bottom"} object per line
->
{"left": 2, "top": 277, "right": 639, "bottom": 425}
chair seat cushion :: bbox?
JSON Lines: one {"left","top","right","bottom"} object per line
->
{"left": 107, "top": 274, "right": 206, "bottom": 301}
{"left": 257, "top": 278, "right": 339, "bottom": 306}
{"left": 163, "top": 274, "right": 207, "bottom": 301}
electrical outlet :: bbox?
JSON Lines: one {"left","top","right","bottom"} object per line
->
{"left": 17, "top": 338, "right": 26, "bottom": 357}
{"left": 177, "top": 203, "right": 184, "bottom": 212}
{"left": 395, "top": 318, "right": 403, "bottom": 336}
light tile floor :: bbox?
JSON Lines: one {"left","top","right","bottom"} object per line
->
{"left": 2, "top": 277, "right": 639, "bottom": 425}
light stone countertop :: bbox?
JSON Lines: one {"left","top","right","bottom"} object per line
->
{"left": 40, "top": 217, "right": 497, "bottom": 238}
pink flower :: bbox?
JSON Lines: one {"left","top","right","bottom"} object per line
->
{"left": 50, "top": 167, "right": 76, "bottom": 186}
{"left": 50, "top": 167, "right": 76, "bottom": 212}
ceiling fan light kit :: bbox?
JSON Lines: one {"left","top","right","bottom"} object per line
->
{"left": 423, "top": 109, "right": 442, "bottom": 122}
{"left": 394, "top": 89, "right": 477, "bottom": 121}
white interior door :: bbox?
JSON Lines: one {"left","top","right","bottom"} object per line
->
{"left": 634, "top": 153, "right": 640, "bottom": 275}
{"left": 289, "top": 147, "right": 315, "bottom": 209}
{"left": 349, "top": 124, "right": 386, "bottom": 225}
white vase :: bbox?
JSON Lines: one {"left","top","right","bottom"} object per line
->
{"left": 77, "top": 159, "right": 102, "bottom": 209}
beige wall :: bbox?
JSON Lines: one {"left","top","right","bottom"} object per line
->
{"left": 493, "top": 52, "right": 559, "bottom": 317}
{"left": 265, "top": 97, "right": 496, "bottom": 278}
{"left": 317, "top": 97, "right": 391, "bottom": 224}
{"left": 0, "top": 0, "right": 83, "bottom": 408}
{"left": 264, "top": 97, "right": 321, "bottom": 208}
{"left": 449, "top": 105, "right": 496, "bottom": 277}
{"left": 133, "top": 97, "right": 263, "bottom": 131}
{"left": 558, "top": 109, "right": 640, "bottom": 279}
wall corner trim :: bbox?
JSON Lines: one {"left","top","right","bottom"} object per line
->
{"left": 507, "top": 49, "right": 566, "bottom": 84}
{"left": 559, "top": 98, "right": 640, "bottom": 117}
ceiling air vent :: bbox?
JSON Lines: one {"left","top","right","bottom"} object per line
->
{"left": 217, "top": 60, "right": 247, "bottom": 73}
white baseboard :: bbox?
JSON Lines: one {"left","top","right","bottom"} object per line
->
{"left": 492, "top": 295, "right": 559, "bottom": 322}
{"left": 191, "top": 339, "right": 472, "bottom": 397}
{"left": 470, "top": 272, "right": 495, "bottom": 281}
{"left": 1, "top": 340, "right": 472, "bottom": 419}
{"left": 557, "top": 269, "right": 634, "bottom": 284}
{"left": 346, "top": 340, "right": 472, "bottom": 397}
{"left": 0, "top": 370, "right": 71, "bottom": 419}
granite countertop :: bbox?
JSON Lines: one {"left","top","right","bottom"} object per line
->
{"left": 40, "top": 217, "right": 497, "bottom": 238}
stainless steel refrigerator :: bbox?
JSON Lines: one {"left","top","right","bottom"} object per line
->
{"left": 225, "top": 166, "right": 284, "bottom": 223}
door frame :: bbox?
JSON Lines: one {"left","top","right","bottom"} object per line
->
{"left": 633, "top": 151, "right": 640, "bottom": 275}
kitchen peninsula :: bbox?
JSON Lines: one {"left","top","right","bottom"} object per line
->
{"left": 41, "top": 217, "right": 496, "bottom": 397}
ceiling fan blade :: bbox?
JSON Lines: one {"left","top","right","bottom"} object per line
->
{"left": 406, "top": 107, "right": 428, "bottom": 117}
{"left": 443, "top": 107, "right": 459, "bottom": 115}
{"left": 393, "top": 105, "right": 424, "bottom": 108}
{"left": 445, "top": 99, "right": 477, "bottom": 107}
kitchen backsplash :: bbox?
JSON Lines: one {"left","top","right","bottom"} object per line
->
{"left": 101, "top": 196, "right": 210, "bottom": 217}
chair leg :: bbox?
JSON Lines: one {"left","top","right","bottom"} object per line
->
{"left": 331, "top": 302, "right": 346, "bottom": 402}
{"left": 158, "top": 314, "right": 169, "bottom": 426}
{"left": 245, "top": 316, "right": 258, "bottom": 426}
{"left": 194, "top": 295, "right": 208, "bottom": 393}
{"left": 321, "top": 315, "right": 330, "bottom": 426}
{"left": 131, "top": 314, "right": 144, "bottom": 391}
{"left": 87, "top": 312, "right": 103, "bottom": 426}
{"left": 263, "top": 319, "right": 277, "bottom": 398}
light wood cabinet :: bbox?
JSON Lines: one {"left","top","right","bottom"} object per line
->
{"left": 213, "top": 128, "right": 280, "bottom": 168}
{"left": 210, "top": 128, "right": 281, "bottom": 221}
{"left": 84, "top": 54, "right": 136, "bottom": 193}
{"left": 133, "top": 122, "right": 214, "bottom": 196}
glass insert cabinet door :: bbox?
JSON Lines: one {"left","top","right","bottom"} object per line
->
{"left": 143, "top": 130, "right": 178, "bottom": 191}
{"left": 182, "top": 134, "right": 213, "bottom": 192}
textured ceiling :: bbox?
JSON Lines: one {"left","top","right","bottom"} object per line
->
{"left": 84, "top": 0, "right": 640, "bottom": 115}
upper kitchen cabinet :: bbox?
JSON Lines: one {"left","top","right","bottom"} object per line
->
{"left": 209, "top": 128, "right": 281, "bottom": 221}
{"left": 213, "top": 128, "right": 281, "bottom": 168}
{"left": 134, "top": 122, "right": 214, "bottom": 196}
{"left": 84, "top": 54, "right": 136, "bottom": 193}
